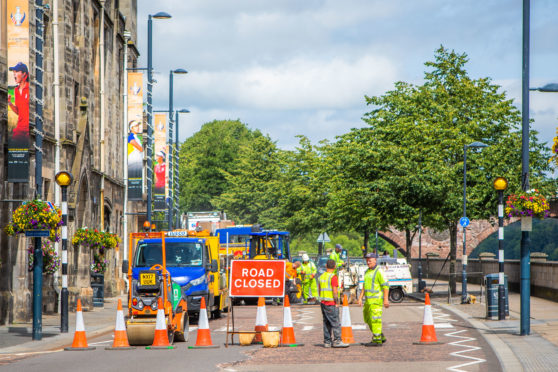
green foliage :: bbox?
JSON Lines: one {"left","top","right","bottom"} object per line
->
{"left": 472, "top": 219, "right": 558, "bottom": 261}
{"left": 212, "top": 131, "right": 281, "bottom": 224}
{"left": 178, "top": 120, "right": 255, "bottom": 212}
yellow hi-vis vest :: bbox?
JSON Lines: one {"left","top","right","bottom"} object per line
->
{"left": 363, "top": 266, "right": 389, "bottom": 305}
{"left": 319, "top": 271, "right": 335, "bottom": 302}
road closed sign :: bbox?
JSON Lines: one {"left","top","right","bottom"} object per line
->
{"left": 229, "top": 260, "right": 286, "bottom": 298}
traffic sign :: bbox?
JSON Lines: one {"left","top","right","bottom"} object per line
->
{"left": 317, "top": 232, "right": 331, "bottom": 243}
{"left": 229, "top": 260, "right": 285, "bottom": 298}
{"left": 459, "top": 217, "right": 470, "bottom": 227}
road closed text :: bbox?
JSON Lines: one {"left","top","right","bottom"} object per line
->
{"left": 230, "top": 260, "right": 286, "bottom": 297}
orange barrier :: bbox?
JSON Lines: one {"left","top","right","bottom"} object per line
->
{"left": 106, "top": 299, "right": 135, "bottom": 350}
{"left": 148, "top": 298, "right": 174, "bottom": 349}
{"left": 64, "top": 299, "right": 96, "bottom": 351}
{"left": 189, "top": 297, "right": 219, "bottom": 348}
{"left": 340, "top": 294, "right": 355, "bottom": 344}
{"left": 254, "top": 297, "right": 268, "bottom": 343}
{"left": 414, "top": 293, "right": 442, "bottom": 345}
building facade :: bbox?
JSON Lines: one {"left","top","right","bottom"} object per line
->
{"left": 0, "top": 0, "right": 143, "bottom": 324}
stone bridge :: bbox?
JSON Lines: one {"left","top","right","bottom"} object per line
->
{"left": 379, "top": 218, "right": 517, "bottom": 259}
{"left": 380, "top": 198, "right": 558, "bottom": 259}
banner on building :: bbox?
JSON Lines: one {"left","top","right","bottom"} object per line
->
{"left": 7, "top": 0, "right": 30, "bottom": 182}
{"left": 127, "top": 72, "right": 144, "bottom": 200}
{"left": 153, "top": 113, "right": 168, "bottom": 211}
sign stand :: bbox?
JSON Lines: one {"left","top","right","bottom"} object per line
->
{"left": 225, "top": 260, "right": 286, "bottom": 347}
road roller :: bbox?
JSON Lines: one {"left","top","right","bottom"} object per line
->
{"left": 126, "top": 232, "right": 189, "bottom": 345}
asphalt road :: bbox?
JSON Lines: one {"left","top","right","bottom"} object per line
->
{"left": 0, "top": 298, "right": 501, "bottom": 372}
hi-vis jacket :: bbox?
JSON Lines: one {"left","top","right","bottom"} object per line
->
{"left": 363, "top": 266, "right": 389, "bottom": 305}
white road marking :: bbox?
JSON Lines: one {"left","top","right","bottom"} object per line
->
{"left": 302, "top": 326, "right": 314, "bottom": 331}
{"left": 188, "top": 326, "right": 198, "bottom": 332}
{"left": 352, "top": 324, "right": 367, "bottom": 330}
{"left": 445, "top": 329, "right": 486, "bottom": 372}
{"left": 435, "top": 322, "right": 454, "bottom": 329}
{"left": 89, "top": 340, "right": 112, "bottom": 345}
{"left": 431, "top": 307, "right": 457, "bottom": 323}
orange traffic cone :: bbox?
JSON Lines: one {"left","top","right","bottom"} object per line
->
{"left": 341, "top": 294, "right": 355, "bottom": 344}
{"left": 254, "top": 297, "right": 268, "bottom": 343}
{"left": 281, "top": 295, "right": 300, "bottom": 346}
{"left": 106, "top": 299, "right": 135, "bottom": 350}
{"left": 64, "top": 299, "right": 95, "bottom": 351}
{"left": 189, "top": 297, "right": 219, "bottom": 348}
{"left": 414, "top": 293, "right": 442, "bottom": 345}
{"left": 147, "top": 297, "right": 174, "bottom": 349}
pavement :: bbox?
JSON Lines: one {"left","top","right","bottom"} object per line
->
{"left": 0, "top": 295, "right": 126, "bottom": 355}
{"left": 410, "top": 279, "right": 558, "bottom": 372}
{"left": 1, "top": 282, "right": 558, "bottom": 371}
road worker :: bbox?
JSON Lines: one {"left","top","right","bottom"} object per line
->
{"left": 329, "top": 244, "right": 345, "bottom": 273}
{"left": 318, "top": 259, "right": 349, "bottom": 348}
{"left": 297, "top": 254, "right": 318, "bottom": 304}
{"left": 358, "top": 252, "right": 389, "bottom": 346}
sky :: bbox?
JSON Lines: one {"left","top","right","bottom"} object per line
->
{"left": 137, "top": 0, "right": 558, "bottom": 151}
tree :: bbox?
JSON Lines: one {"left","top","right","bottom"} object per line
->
{"left": 212, "top": 131, "right": 281, "bottom": 225}
{"left": 177, "top": 120, "right": 255, "bottom": 212}
{"left": 359, "top": 46, "right": 551, "bottom": 293}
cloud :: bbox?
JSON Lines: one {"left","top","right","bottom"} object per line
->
{"left": 171, "top": 55, "right": 397, "bottom": 111}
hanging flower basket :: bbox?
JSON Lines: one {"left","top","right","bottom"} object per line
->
{"left": 72, "top": 228, "right": 119, "bottom": 274}
{"left": 4, "top": 199, "right": 62, "bottom": 242}
{"left": 27, "top": 241, "right": 61, "bottom": 275}
{"left": 505, "top": 189, "right": 550, "bottom": 219}
{"left": 90, "top": 252, "right": 108, "bottom": 274}
{"left": 72, "top": 228, "right": 120, "bottom": 255}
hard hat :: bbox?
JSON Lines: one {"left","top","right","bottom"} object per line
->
{"left": 365, "top": 252, "right": 378, "bottom": 259}
{"left": 302, "top": 254, "right": 310, "bottom": 262}
{"left": 335, "top": 244, "right": 342, "bottom": 250}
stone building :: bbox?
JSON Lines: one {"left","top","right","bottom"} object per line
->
{"left": 0, "top": 0, "right": 143, "bottom": 324}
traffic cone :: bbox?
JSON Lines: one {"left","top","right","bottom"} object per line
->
{"left": 254, "top": 297, "right": 268, "bottom": 343}
{"left": 414, "top": 293, "right": 442, "bottom": 345}
{"left": 281, "top": 295, "right": 300, "bottom": 346}
{"left": 147, "top": 297, "right": 174, "bottom": 349}
{"left": 189, "top": 297, "right": 219, "bottom": 348}
{"left": 341, "top": 294, "right": 355, "bottom": 344}
{"left": 64, "top": 299, "right": 96, "bottom": 351}
{"left": 106, "top": 299, "right": 135, "bottom": 350}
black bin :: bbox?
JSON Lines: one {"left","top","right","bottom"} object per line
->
{"left": 91, "top": 273, "right": 105, "bottom": 307}
{"left": 485, "top": 273, "right": 508, "bottom": 319}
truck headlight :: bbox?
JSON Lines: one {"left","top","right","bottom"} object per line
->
{"left": 151, "top": 301, "right": 158, "bottom": 311}
{"left": 190, "top": 275, "right": 206, "bottom": 287}
{"left": 137, "top": 300, "right": 144, "bottom": 310}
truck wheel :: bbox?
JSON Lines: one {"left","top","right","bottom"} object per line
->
{"left": 212, "top": 308, "right": 222, "bottom": 319}
{"left": 174, "top": 312, "right": 189, "bottom": 342}
{"left": 389, "top": 288, "right": 404, "bottom": 303}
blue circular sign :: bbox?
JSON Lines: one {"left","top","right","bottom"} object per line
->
{"left": 459, "top": 217, "right": 470, "bottom": 227}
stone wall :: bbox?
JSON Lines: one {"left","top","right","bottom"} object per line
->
{"left": 0, "top": 0, "right": 138, "bottom": 324}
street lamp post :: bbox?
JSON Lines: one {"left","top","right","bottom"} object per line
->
{"left": 493, "top": 177, "right": 508, "bottom": 320}
{"left": 168, "top": 69, "right": 187, "bottom": 231}
{"left": 174, "top": 109, "right": 190, "bottom": 228}
{"left": 462, "top": 141, "right": 488, "bottom": 304}
{"left": 147, "top": 12, "right": 171, "bottom": 230}
{"left": 55, "top": 171, "right": 73, "bottom": 333}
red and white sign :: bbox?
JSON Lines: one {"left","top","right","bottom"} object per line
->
{"left": 229, "top": 260, "right": 285, "bottom": 298}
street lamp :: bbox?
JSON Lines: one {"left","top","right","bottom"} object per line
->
{"left": 174, "top": 109, "right": 190, "bottom": 228}
{"left": 147, "top": 11, "right": 172, "bottom": 231}
{"left": 55, "top": 170, "right": 73, "bottom": 333}
{"left": 168, "top": 69, "right": 188, "bottom": 231}
{"left": 521, "top": 0, "right": 558, "bottom": 336}
{"left": 493, "top": 177, "right": 508, "bottom": 320}
{"left": 462, "top": 141, "right": 488, "bottom": 304}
